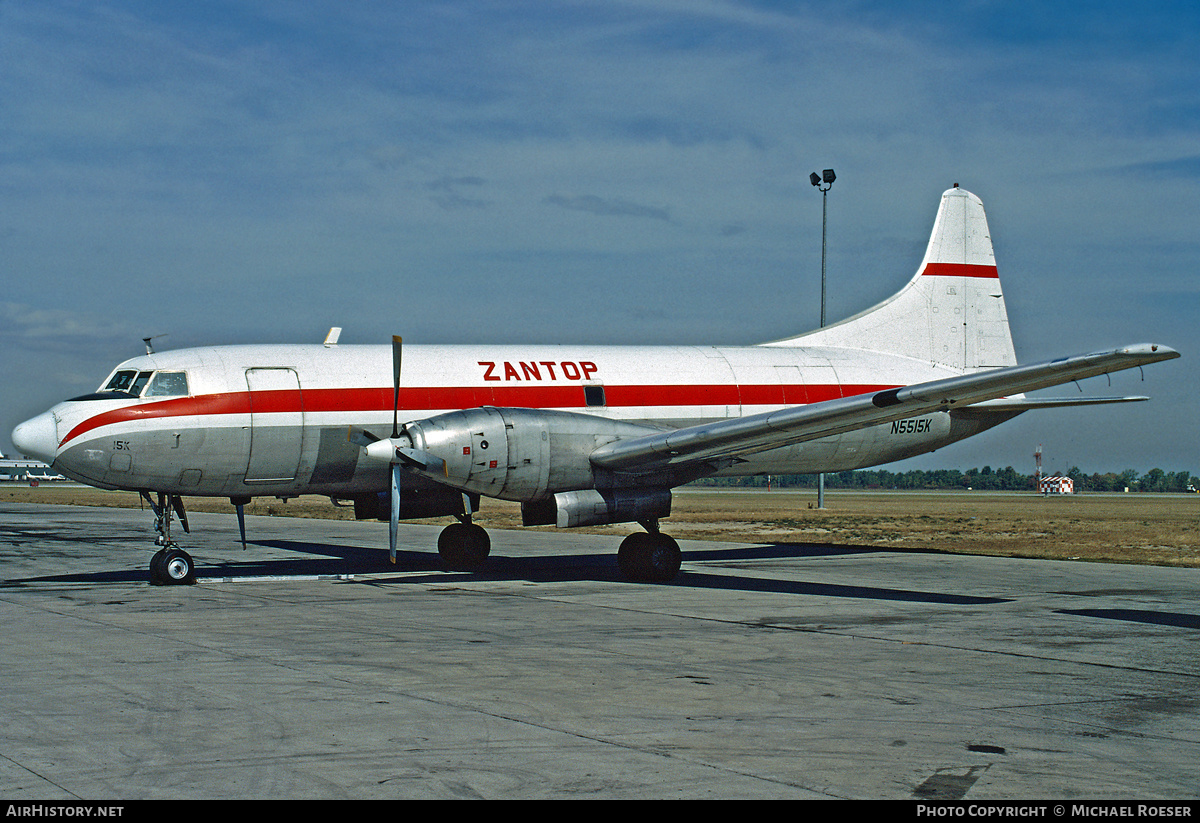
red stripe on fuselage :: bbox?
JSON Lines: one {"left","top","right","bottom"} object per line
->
{"left": 59, "top": 382, "right": 895, "bottom": 447}
{"left": 61, "top": 393, "right": 250, "bottom": 447}
{"left": 920, "top": 262, "right": 998, "bottom": 278}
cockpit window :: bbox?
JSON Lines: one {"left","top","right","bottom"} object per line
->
{"left": 98, "top": 369, "right": 188, "bottom": 398}
{"left": 103, "top": 370, "right": 140, "bottom": 393}
{"left": 144, "top": 371, "right": 189, "bottom": 397}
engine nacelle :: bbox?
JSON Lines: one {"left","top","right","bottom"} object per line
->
{"left": 521, "top": 488, "right": 672, "bottom": 528}
{"left": 399, "top": 407, "right": 664, "bottom": 501}
{"left": 349, "top": 487, "right": 479, "bottom": 521}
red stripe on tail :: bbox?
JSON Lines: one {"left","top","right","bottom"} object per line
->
{"left": 920, "top": 263, "right": 998, "bottom": 278}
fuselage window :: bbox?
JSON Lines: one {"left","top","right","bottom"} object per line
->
{"left": 144, "top": 371, "right": 189, "bottom": 397}
{"left": 584, "top": 385, "right": 606, "bottom": 407}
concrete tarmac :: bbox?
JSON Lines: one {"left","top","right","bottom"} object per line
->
{"left": 1, "top": 502, "right": 1197, "bottom": 800}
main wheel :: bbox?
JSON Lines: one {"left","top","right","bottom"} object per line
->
{"left": 617, "top": 532, "right": 652, "bottom": 579}
{"left": 438, "top": 522, "right": 491, "bottom": 571}
{"left": 617, "top": 532, "right": 681, "bottom": 582}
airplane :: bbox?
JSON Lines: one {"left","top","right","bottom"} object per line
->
{"left": 23, "top": 470, "right": 68, "bottom": 482}
{"left": 11, "top": 185, "right": 1179, "bottom": 586}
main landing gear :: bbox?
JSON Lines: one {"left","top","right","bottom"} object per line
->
{"left": 436, "top": 501, "right": 491, "bottom": 571}
{"left": 617, "top": 520, "right": 682, "bottom": 583}
{"left": 431, "top": 512, "right": 681, "bottom": 582}
{"left": 141, "top": 491, "right": 196, "bottom": 586}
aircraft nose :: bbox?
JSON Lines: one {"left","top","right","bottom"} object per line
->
{"left": 12, "top": 411, "right": 59, "bottom": 464}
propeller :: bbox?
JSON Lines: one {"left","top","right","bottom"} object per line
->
{"left": 387, "top": 336, "right": 402, "bottom": 564}
{"left": 346, "top": 340, "right": 403, "bottom": 563}
{"left": 348, "top": 335, "right": 447, "bottom": 565}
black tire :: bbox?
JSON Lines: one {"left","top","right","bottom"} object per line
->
{"left": 643, "top": 533, "right": 681, "bottom": 582}
{"left": 617, "top": 532, "right": 652, "bottom": 579}
{"left": 438, "top": 522, "right": 491, "bottom": 571}
{"left": 149, "top": 549, "right": 168, "bottom": 585}
{"left": 618, "top": 532, "right": 681, "bottom": 582}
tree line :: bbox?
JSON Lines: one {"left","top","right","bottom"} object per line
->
{"left": 691, "top": 466, "right": 1199, "bottom": 493}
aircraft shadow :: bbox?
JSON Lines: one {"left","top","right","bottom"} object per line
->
{"left": 1056, "top": 608, "right": 1200, "bottom": 630}
{"left": 19, "top": 545, "right": 1199, "bottom": 627}
{"left": 4, "top": 537, "right": 1004, "bottom": 606}
{"left": 222, "top": 538, "right": 1008, "bottom": 606}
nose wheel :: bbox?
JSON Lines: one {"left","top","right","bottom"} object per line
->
{"left": 141, "top": 491, "right": 197, "bottom": 585}
{"left": 150, "top": 547, "right": 196, "bottom": 585}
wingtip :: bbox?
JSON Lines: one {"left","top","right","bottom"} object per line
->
{"left": 1124, "top": 343, "right": 1180, "bottom": 361}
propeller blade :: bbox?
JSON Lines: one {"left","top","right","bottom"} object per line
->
{"left": 389, "top": 463, "right": 400, "bottom": 564}
{"left": 391, "top": 335, "right": 402, "bottom": 439}
{"left": 395, "top": 446, "right": 447, "bottom": 475}
{"left": 385, "top": 335, "right": 405, "bottom": 563}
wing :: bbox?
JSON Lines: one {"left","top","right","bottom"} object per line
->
{"left": 589, "top": 343, "right": 1179, "bottom": 474}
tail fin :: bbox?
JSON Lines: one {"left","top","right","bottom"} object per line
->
{"left": 764, "top": 185, "right": 1018, "bottom": 372}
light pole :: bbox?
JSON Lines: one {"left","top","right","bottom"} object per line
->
{"left": 810, "top": 168, "right": 835, "bottom": 509}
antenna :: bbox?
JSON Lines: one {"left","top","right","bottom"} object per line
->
{"left": 142, "top": 334, "right": 168, "bottom": 355}
{"left": 1034, "top": 444, "right": 1043, "bottom": 493}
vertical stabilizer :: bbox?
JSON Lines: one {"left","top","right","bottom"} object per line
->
{"left": 764, "top": 186, "right": 1018, "bottom": 372}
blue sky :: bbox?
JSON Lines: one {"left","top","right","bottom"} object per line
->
{"left": 3, "top": 1, "right": 1197, "bottom": 476}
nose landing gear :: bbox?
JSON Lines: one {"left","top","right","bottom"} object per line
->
{"left": 141, "top": 491, "right": 196, "bottom": 585}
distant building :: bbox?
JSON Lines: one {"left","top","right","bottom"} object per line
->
{"left": 0, "top": 450, "right": 62, "bottom": 482}
{"left": 1039, "top": 476, "right": 1074, "bottom": 495}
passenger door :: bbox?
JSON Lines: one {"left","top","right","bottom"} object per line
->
{"left": 244, "top": 368, "right": 304, "bottom": 483}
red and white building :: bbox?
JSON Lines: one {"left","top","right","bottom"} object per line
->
{"left": 1039, "top": 476, "right": 1075, "bottom": 495}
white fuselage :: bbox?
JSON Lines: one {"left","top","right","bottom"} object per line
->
{"left": 36, "top": 341, "right": 998, "bottom": 500}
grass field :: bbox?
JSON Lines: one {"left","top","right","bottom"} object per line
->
{"left": 3, "top": 483, "right": 1198, "bottom": 568}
